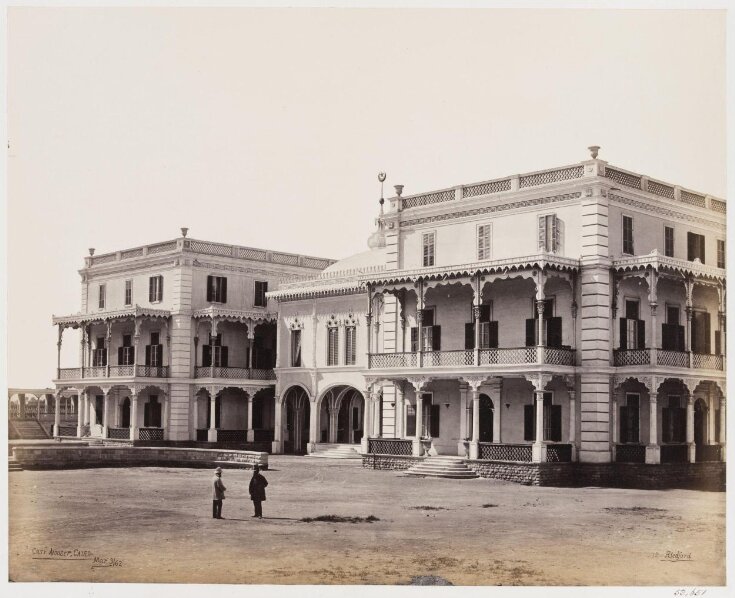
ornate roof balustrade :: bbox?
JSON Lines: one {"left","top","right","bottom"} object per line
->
{"left": 612, "top": 250, "right": 726, "bottom": 282}
{"left": 85, "top": 237, "right": 335, "bottom": 271}
{"left": 52, "top": 306, "right": 171, "bottom": 329}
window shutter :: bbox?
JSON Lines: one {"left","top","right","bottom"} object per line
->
{"left": 661, "top": 323, "right": 673, "bottom": 350}
{"left": 118, "top": 347, "right": 124, "bottom": 365}
{"left": 206, "top": 276, "right": 213, "bottom": 302}
{"left": 637, "top": 319, "right": 646, "bottom": 350}
{"left": 153, "top": 399, "right": 162, "bottom": 428}
{"left": 538, "top": 215, "right": 546, "bottom": 251}
{"left": 619, "top": 318, "right": 627, "bottom": 350}
{"left": 546, "top": 317, "right": 562, "bottom": 348}
{"left": 525, "top": 319, "right": 536, "bottom": 346}
{"left": 145, "top": 345, "right": 151, "bottom": 366}
{"left": 221, "top": 346, "right": 229, "bottom": 367}
{"left": 699, "top": 235, "right": 706, "bottom": 264}
{"left": 677, "top": 325, "right": 685, "bottom": 352}
{"left": 715, "top": 330, "right": 721, "bottom": 355}
{"left": 410, "top": 327, "right": 418, "bottom": 352}
{"left": 524, "top": 405, "right": 535, "bottom": 441}
{"left": 488, "top": 321, "right": 499, "bottom": 348}
{"left": 480, "top": 305, "right": 491, "bottom": 322}
{"left": 687, "top": 233, "right": 696, "bottom": 261}
{"left": 203, "top": 345, "right": 211, "bottom": 368}
{"left": 222, "top": 278, "right": 227, "bottom": 303}
{"left": 465, "top": 323, "right": 475, "bottom": 350}
{"left": 430, "top": 404, "right": 440, "bottom": 438}
{"left": 149, "top": 277, "right": 155, "bottom": 302}
{"left": 552, "top": 215, "right": 560, "bottom": 252}
{"left": 432, "top": 326, "right": 441, "bottom": 351}
{"left": 158, "top": 276, "right": 163, "bottom": 301}
{"left": 550, "top": 405, "right": 562, "bottom": 441}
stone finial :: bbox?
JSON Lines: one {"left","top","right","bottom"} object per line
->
{"left": 588, "top": 145, "right": 600, "bottom": 159}
{"left": 88, "top": 248, "right": 95, "bottom": 256}
{"left": 394, "top": 184, "right": 404, "bottom": 197}
{"left": 181, "top": 227, "right": 189, "bottom": 238}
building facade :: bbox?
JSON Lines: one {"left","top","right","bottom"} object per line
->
{"left": 53, "top": 148, "right": 726, "bottom": 470}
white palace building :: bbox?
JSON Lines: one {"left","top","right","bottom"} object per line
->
{"left": 51, "top": 147, "right": 726, "bottom": 484}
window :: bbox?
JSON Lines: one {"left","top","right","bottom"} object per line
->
{"left": 144, "top": 396, "right": 162, "bottom": 428}
{"left": 93, "top": 337, "right": 107, "bottom": 367}
{"left": 206, "top": 275, "right": 228, "bottom": 303}
{"left": 620, "top": 393, "right": 640, "bottom": 444}
{"left": 254, "top": 281, "right": 268, "bottom": 308}
{"left": 327, "top": 327, "right": 339, "bottom": 366}
{"left": 717, "top": 239, "right": 725, "bottom": 269}
{"left": 538, "top": 214, "right": 560, "bottom": 253}
{"left": 291, "top": 330, "right": 302, "bottom": 367}
{"left": 622, "top": 215, "right": 634, "bottom": 255}
{"left": 662, "top": 305, "right": 685, "bottom": 352}
{"left": 664, "top": 226, "right": 675, "bottom": 257}
{"left": 691, "top": 311, "right": 711, "bottom": 354}
{"left": 477, "top": 224, "right": 492, "bottom": 260}
{"left": 124, "top": 280, "right": 133, "bottom": 306}
{"left": 523, "top": 393, "right": 561, "bottom": 441}
{"left": 525, "top": 299, "right": 561, "bottom": 347}
{"left": 149, "top": 275, "right": 163, "bottom": 302}
{"left": 95, "top": 396, "right": 104, "bottom": 425}
{"left": 422, "top": 232, "right": 435, "bottom": 267}
{"left": 406, "top": 402, "right": 416, "bottom": 437}
{"left": 417, "top": 393, "right": 440, "bottom": 438}
{"left": 466, "top": 304, "right": 498, "bottom": 350}
{"left": 662, "top": 396, "right": 686, "bottom": 443}
{"left": 687, "top": 232, "right": 705, "bottom": 263}
{"left": 118, "top": 334, "right": 134, "bottom": 366}
{"left": 146, "top": 332, "right": 164, "bottom": 367}
{"left": 98, "top": 284, "right": 106, "bottom": 309}
{"left": 410, "top": 308, "right": 441, "bottom": 352}
{"left": 620, "top": 299, "right": 645, "bottom": 350}
{"left": 345, "top": 326, "right": 356, "bottom": 365}
{"left": 202, "top": 334, "right": 228, "bottom": 368}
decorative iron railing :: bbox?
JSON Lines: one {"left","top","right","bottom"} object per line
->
{"left": 217, "top": 429, "right": 247, "bottom": 442}
{"left": 656, "top": 350, "right": 689, "bottom": 368}
{"left": 135, "top": 365, "right": 169, "bottom": 377}
{"left": 544, "top": 347, "right": 576, "bottom": 366}
{"left": 692, "top": 353, "right": 723, "bottom": 371}
{"left": 613, "top": 349, "right": 650, "bottom": 366}
{"left": 368, "top": 438, "right": 413, "bottom": 455}
{"left": 196, "top": 429, "right": 209, "bottom": 442}
{"left": 425, "top": 350, "right": 474, "bottom": 367}
{"left": 109, "top": 365, "right": 134, "bottom": 377}
{"left": 478, "top": 443, "right": 532, "bottom": 462}
{"left": 368, "top": 353, "right": 418, "bottom": 369}
{"left": 695, "top": 444, "right": 721, "bottom": 462}
{"left": 57, "top": 425, "right": 78, "bottom": 437}
{"left": 545, "top": 444, "right": 573, "bottom": 463}
{"left": 58, "top": 367, "right": 82, "bottom": 380}
{"left": 194, "top": 366, "right": 276, "bottom": 380}
{"left": 615, "top": 444, "right": 646, "bottom": 463}
{"left": 138, "top": 427, "right": 164, "bottom": 441}
{"left": 660, "top": 444, "right": 689, "bottom": 463}
{"left": 108, "top": 427, "right": 130, "bottom": 440}
{"left": 85, "top": 366, "right": 107, "bottom": 378}
{"left": 479, "top": 347, "right": 537, "bottom": 365}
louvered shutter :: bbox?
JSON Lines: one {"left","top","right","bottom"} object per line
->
{"left": 619, "top": 318, "right": 628, "bottom": 349}
{"left": 636, "top": 319, "right": 646, "bottom": 350}
{"left": 221, "top": 346, "right": 229, "bottom": 367}
{"left": 547, "top": 317, "right": 562, "bottom": 348}
{"left": 145, "top": 345, "right": 151, "bottom": 366}
{"left": 222, "top": 278, "right": 227, "bottom": 303}
{"left": 206, "top": 276, "right": 213, "bottom": 302}
{"left": 465, "top": 323, "right": 475, "bottom": 350}
{"left": 687, "top": 233, "right": 696, "bottom": 261}
{"left": 410, "top": 327, "right": 418, "bottom": 352}
{"left": 524, "top": 405, "right": 535, "bottom": 441}
{"left": 432, "top": 326, "right": 441, "bottom": 351}
{"left": 699, "top": 235, "right": 706, "bottom": 264}
{"left": 715, "top": 331, "right": 721, "bottom": 355}
{"left": 118, "top": 347, "right": 124, "bottom": 365}
{"left": 430, "top": 404, "right": 440, "bottom": 438}
{"left": 149, "top": 277, "right": 155, "bottom": 302}
{"left": 677, "top": 325, "right": 685, "bottom": 352}
{"left": 488, "top": 321, "right": 499, "bottom": 348}
{"left": 203, "top": 345, "right": 211, "bottom": 367}
{"left": 525, "top": 319, "right": 536, "bottom": 346}
{"left": 551, "top": 215, "right": 560, "bottom": 252}
{"left": 538, "top": 215, "right": 546, "bottom": 251}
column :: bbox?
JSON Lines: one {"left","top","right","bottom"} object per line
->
{"left": 416, "top": 309, "right": 424, "bottom": 368}
{"left": 414, "top": 393, "right": 424, "bottom": 456}
{"left": 685, "top": 306, "right": 693, "bottom": 368}
{"left": 686, "top": 393, "right": 695, "bottom": 463}
{"left": 57, "top": 326, "right": 63, "bottom": 379}
{"left": 458, "top": 384, "right": 468, "bottom": 456}
{"left": 246, "top": 394, "right": 255, "bottom": 442}
{"left": 308, "top": 399, "right": 318, "bottom": 454}
{"left": 611, "top": 392, "right": 619, "bottom": 446}
{"left": 84, "top": 393, "right": 91, "bottom": 425}
{"left": 102, "top": 389, "right": 110, "bottom": 439}
{"left": 650, "top": 303, "right": 658, "bottom": 366}
{"left": 130, "top": 392, "right": 139, "bottom": 442}
{"left": 54, "top": 395, "right": 61, "bottom": 437}
{"left": 536, "top": 299, "right": 545, "bottom": 364}
{"left": 707, "top": 393, "right": 716, "bottom": 445}
{"left": 76, "top": 391, "right": 84, "bottom": 437}
{"left": 133, "top": 317, "right": 141, "bottom": 376}
{"left": 568, "top": 387, "right": 577, "bottom": 460}
{"left": 473, "top": 305, "right": 481, "bottom": 366}
{"left": 469, "top": 389, "right": 479, "bottom": 460}
{"left": 532, "top": 390, "right": 547, "bottom": 463}
{"left": 210, "top": 317, "right": 218, "bottom": 377}
{"left": 105, "top": 321, "right": 112, "bottom": 378}
{"left": 80, "top": 327, "right": 86, "bottom": 378}
{"left": 247, "top": 321, "right": 255, "bottom": 377}
{"left": 645, "top": 391, "right": 660, "bottom": 464}
{"left": 162, "top": 393, "right": 169, "bottom": 441}
{"left": 272, "top": 396, "right": 284, "bottom": 454}
{"left": 493, "top": 395, "right": 501, "bottom": 444}
{"left": 329, "top": 401, "right": 338, "bottom": 443}
{"left": 360, "top": 391, "right": 372, "bottom": 454}
{"left": 208, "top": 390, "right": 217, "bottom": 442}
{"left": 395, "top": 383, "right": 404, "bottom": 439}
{"left": 372, "top": 391, "right": 381, "bottom": 438}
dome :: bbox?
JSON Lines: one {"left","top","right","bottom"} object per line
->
{"left": 322, "top": 247, "right": 388, "bottom": 275}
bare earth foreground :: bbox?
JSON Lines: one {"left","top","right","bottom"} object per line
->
{"left": 9, "top": 456, "right": 725, "bottom": 585}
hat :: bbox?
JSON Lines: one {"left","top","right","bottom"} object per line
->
{"left": 215, "top": 467, "right": 222, "bottom": 473}
{"left": 253, "top": 465, "right": 260, "bottom": 472}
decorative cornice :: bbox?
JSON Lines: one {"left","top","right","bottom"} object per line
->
{"left": 609, "top": 193, "right": 725, "bottom": 231}
{"left": 191, "top": 306, "right": 277, "bottom": 324}
{"left": 399, "top": 192, "right": 583, "bottom": 228}
{"left": 52, "top": 306, "right": 171, "bottom": 328}
{"left": 612, "top": 250, "right": 725, "bottom": 282}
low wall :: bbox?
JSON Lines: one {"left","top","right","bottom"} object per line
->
{"left": 12, "top": 446, "right": 269, "bottom": 471}
{"left": 364, "top": 455, "right": 725, "bottom": 491}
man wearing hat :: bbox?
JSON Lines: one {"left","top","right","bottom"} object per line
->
{"left": 212, "top": 467, "right": 226, "bottom": 519}
{"left": 248, "top": 465, "right": 268, "bottom": 519}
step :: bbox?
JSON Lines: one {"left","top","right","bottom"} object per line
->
{"left": 403, "top": 457, "right": 479, "bottom": 480}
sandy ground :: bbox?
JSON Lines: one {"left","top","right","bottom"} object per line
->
{"left": 8, "top": 456, "right": 725, "bottom": 585}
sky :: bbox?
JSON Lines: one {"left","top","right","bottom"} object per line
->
{"left": 6, "top": 7, "right": 726, "bottom": 387}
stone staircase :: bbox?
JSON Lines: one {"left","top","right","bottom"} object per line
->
{"left": 9, "top": 456, "right": 23, "bottom": 472}
{"left": 307, "top": 443, "right": 362, "bottom": 459}
{"left": 9, "top": 419, "right": 50, "bottom": 440}
{"left": 403, "top": 456, "right": 478, "bottom": 479}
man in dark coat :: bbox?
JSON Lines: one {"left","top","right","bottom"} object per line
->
{"left": 248, "top": 465, "right": 268, "bottom": 518}
{"left": 212, "top": 467, "right": 226, "bottom": 519}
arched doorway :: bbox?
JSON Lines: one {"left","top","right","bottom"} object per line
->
{"left": 694, "top": 398, "right": 707, "bottom": 446}
{"left": 337, "top": 389, "right": 364, "bottom": 444}
{"left": 479, "top": 394, "right": 494, "bottom": 442}
{"left": 121, "top": 398, "right": 130, "bottom": 428}
{"left": 284, "top": 386, "right": 310, "bottom": 454}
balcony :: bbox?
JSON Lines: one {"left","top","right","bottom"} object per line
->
{"left": 194, "top": 366, "right": 276, "bottom": 380}
{"left": 56, "top": 365, "right": 169, "bottom": 380}
{"left": 614, "top": 349, "right": 724, "bottom": 371}
{"left": 368, "top": 347, "right": 575, "bottom": 370}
